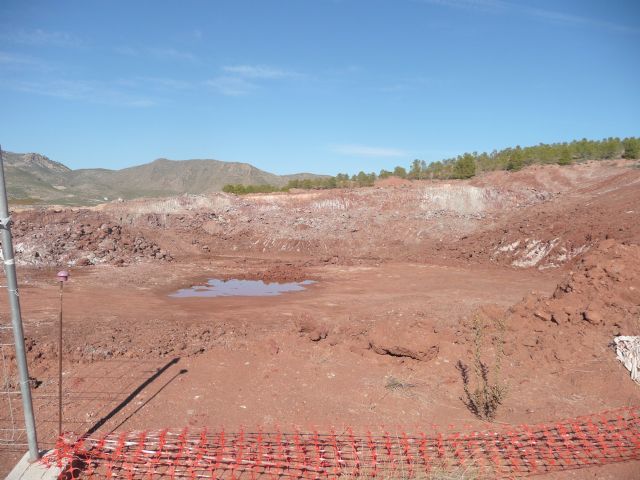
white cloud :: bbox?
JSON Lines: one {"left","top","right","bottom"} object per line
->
{"left": 116, "top": 46, "right": 199, "bottom": 62}
{"left": 1, "top": 29, "right": 82, "bottom": 47}
{"left": 522, "top": 6, "right": 639, "bottom": 33}
{"left": 417, "top": 0, "right": 639, "bottom": 33}
{"left": 136, "top": 77, "right": 192, "bottom": 91}
{"left": 0, "top": 51, "right": 37, "bottom": 65}
{"left": 418, "top": 0, "right": 505, "bottom": 12}
{"left": 205, "top": 76, "right": 257, "bottom": 96}
{"left": 148, "top": 47, "right": 198, "bottom": 63}
{"left": 222, "top": 65, "right": 302, "bottom": 79}
{"left": 207, "top": 64, "right": 304, "bottom": 96}
{"left": 0, "top": 51, "right": 52, "bottom": 72}
{"left": 375, "top": 76, "right": 432, "bottom": 93}
{"left": 376, "top": 84, "right": 409, "bottom": 93}
{"left": 8, "top": 79, "right": 156, "bottom": 107}
{"left": 114, "top": 46, "right": 138, "bottom": 56}
{"left": 331, "top": 144, "right": 408, "bottom": 157}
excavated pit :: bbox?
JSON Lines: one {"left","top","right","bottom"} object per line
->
{"left": 2, "top": 161, "right": 640, "bottom": 478}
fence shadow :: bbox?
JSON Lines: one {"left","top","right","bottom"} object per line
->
{"left": 58, "top": 357, "right": 185, "bottom": 480}
{"left": 84, "top": 357, "right": 183, "bottom": 437}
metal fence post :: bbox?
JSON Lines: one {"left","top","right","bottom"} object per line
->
{"left": 0, "top": 146, "right": 39, "bottom": 461}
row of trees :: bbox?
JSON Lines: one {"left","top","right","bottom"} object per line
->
{"left": 221, "top": 184, "right": 283, "bottom": 194}
{"left": 411, "top": 136, "right": 640, "bottom": 180}
{"left": 223, "top": 171, "right": 379, "bottom": 194}
{"left": 223, "top": 136, "right": 640, "bottom": 195}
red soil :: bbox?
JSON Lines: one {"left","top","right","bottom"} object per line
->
{"left": 1, "top": 160, "right": 639, "bottom": 478}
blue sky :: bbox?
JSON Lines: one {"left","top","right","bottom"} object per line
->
{"left": 0, "top": 0, "right": 638, "bottom": 175}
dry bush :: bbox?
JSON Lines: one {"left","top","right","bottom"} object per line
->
{"left": 383, "top": 375, "right": 420, "bottom": 400}
{"left": 456, "top": 315, "right": 507, "bottom": 421}
{"left": 384, "top": 375, "right": 416, "bottom": 391}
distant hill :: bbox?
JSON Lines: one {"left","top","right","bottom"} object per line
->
{"left": 0, "top": 151, "right": 326, "bottom": 205}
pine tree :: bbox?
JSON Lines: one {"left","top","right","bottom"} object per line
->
{"left": 557, "top": 147, "right": 572, "bottom": 165}
{"left": 506, "top": 148, "right": 524, "bottom": 171}
{"left": 453, "top": 153, "right": 476, "bottom": 179}
{"left": 393, "top": 166, "right": 407, "bottom": 178}
{"left": 622, "top": 138, "right": 640, "bottom": 159}
{"left": 409, "top": 159, "right": 422, "bottom": 179}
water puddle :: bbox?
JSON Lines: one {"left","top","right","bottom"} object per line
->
{"left": 169, "top": 278, "right": 316, "bottom": 298}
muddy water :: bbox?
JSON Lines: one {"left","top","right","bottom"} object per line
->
{"left": 169, "top": 278, "right": 316, "bottom": 298}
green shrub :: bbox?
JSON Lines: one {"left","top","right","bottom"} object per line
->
{"left": 623, "top": 137, "right": 640, "bottom": 159}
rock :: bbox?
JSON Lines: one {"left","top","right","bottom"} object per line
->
{"left": 100, "top": 239, "right": 116, "bottom": 251}
{"left": 309, "top": 330, "right": 327, "bottom": 342}
{"left": 534, "top": 310, "right": 552, "bottom": 322}
{"left": 368, "top": 319, "right": 439, "bottom": 361}
{"left": 547, "top": 306, "right": 566, "bottom": 324}
{"left": 582, "top": 309, "right": 603, "bottom": 325}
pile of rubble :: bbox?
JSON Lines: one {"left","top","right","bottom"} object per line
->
{"left": 9, "top": 210, "right": 172, "bottom": 266}
{"left": 504, "top": 240, "right": 640, "bottom": 363}
{"left": 512, "top": 240, "right": 639, "bottom": 330}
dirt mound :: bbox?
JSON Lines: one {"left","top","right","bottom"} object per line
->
{"left": 9, "top": 209, "right": 173, "bottom": 266}
{"left": 504, "top": 240, "right": 640, "bottom": 363}
{"left": 512, "top": 240, "right": 639, "bottom": 328}
{"left": 231, "top": 261, "right": 316, "bottom": 283}
{"left": 458, "top": 166, "right": 640, "bottom": 269}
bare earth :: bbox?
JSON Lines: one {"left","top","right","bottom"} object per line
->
{"left": 1, "top": 160, "right": 639, "bottom": 478}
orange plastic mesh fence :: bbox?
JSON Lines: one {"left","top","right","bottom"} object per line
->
{"left": 41, "top": 406, "right": 640, "bottom": 479}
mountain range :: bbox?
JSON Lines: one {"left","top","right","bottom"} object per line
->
{"left": 0, "top": 150, "right": 325, "bottom": 206}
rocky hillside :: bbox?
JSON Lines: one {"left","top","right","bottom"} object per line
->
{"left": 10, "top": 159, "right": 638, "bottom": 270}
{"left": 1, "top": 151, "right": 324, "bottom": 205}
